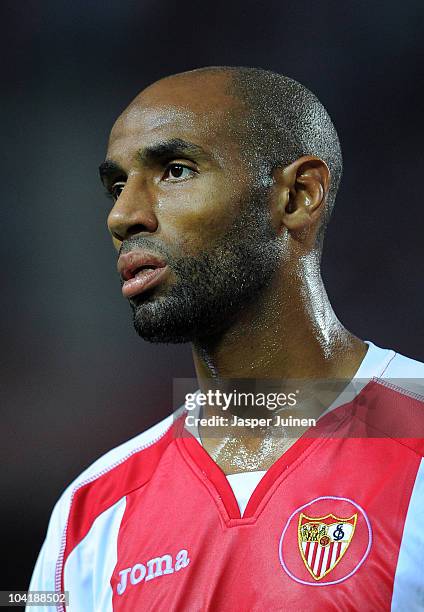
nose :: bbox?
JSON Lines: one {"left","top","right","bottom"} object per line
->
{"left": 107, "top": 176, "right": 158, "bottom": 243}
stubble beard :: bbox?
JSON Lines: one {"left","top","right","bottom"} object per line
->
{"left": 128, "top": 191, "right": 281, "bottom": 344}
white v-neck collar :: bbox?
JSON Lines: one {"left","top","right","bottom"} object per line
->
{"left": 180, "top": 341, "right": 396, "bottom": 519}
{"left": 226, "top": 471, "right": 267, "bottom": 516}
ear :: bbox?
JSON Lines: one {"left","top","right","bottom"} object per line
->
{"left": 272, "top": 156, "right": 330, "bottom": 235}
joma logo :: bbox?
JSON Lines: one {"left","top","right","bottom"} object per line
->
{"left": 116, "top": 549, "right": 190, "bottom": 595}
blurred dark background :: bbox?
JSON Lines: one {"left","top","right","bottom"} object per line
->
{"left": 1, "top": 0, "right": 423, "bottom": 593}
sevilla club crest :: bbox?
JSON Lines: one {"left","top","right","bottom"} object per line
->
{"left": 298, "top": 513, "right": 357, "bottom": 580}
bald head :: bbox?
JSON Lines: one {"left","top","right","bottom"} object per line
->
{"left": 111, "top": 69, "right": 239, "bottom": 149}
{"left": 140, "top": 66, "right": 343, "bottom": 239}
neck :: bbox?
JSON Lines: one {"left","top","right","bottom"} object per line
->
{"left": 192, "top": 253, "right": 367, "bottom": 383}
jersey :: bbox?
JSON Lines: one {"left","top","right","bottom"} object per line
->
{"left": 27, "top": 342, "right": 424, "bottom": 611}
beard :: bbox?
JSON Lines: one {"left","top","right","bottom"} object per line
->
{"left": 123, "top": 189, "right": 281, "bottom": 343}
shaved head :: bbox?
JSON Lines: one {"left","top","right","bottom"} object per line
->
{"left": 150, "top": 66, "right": 342, "bottom": 245}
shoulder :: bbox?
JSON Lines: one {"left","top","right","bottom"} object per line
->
{"left": 28, "top": 410, "right": 183, "bottom": 594}
{"left": 68, "top": 411, "right": 177, "bottom": 492}
{"left": 60, "top": 409, "right": 182, "bottom": 524}
{"left": 381, "top": 349, "right": 424, "bottom": 379}
{"left": 359, "top": 341, "right": 424, "bottom": 395}
{"left": 360, "top": 344, "right": 424, "bottom": 456}
{"left": 377, "top": 347, "right": 424, "bottom": 400}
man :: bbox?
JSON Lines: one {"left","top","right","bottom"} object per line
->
{"left": 28, "top": 67, "right": 424, "bottom": 611}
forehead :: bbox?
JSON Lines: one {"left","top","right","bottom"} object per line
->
{"left": 107, "top": 73, "right": 243, "bottom": 161}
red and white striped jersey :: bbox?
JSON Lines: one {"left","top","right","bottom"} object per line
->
{"left": 28, "top": 342, "right": 424, "bottom": 611}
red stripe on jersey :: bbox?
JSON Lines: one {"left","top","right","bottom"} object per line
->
{"left": 310, "top": 543, "right": 319, "bottom": 575}
{"left": 60, "top": 418, "right": 183, "bottom": 592}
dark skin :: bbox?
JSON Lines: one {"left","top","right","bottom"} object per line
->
{"left": 101, "top": 70, "right": 367, "bottom": 474}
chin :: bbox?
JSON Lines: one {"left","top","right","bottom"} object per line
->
{"left": 132, "top": 315, "right": 234, "bottom": 345}
{"left": 131, "top": 311, "right": 195, "bottom": 344}
{"left": 133, "top": 324, "right": 192, "bottom": 344}
{"left": 130, "top": 290, "right": 238, "bottom": 344}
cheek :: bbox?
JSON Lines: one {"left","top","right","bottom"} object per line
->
{"left": 156, "top": 180, "right": 242, "bottom": 254}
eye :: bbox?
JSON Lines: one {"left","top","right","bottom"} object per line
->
{"left": 110, "top": 181, "right": 126, "bottom": 201}
{"left": 163, "top": 163, "right": 197, "bottom": 182}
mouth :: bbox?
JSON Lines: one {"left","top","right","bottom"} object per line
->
{"left": 117, "top": 251, "right": 169, "bottom": 299}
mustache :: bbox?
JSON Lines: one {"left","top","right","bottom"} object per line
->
{"left": 119, "top": 236, "right": 173, "bottom": 261}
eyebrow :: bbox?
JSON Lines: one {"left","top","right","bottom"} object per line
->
{"left": 98, "top": 138, "right": 210, "bottom": 184}
{"left": 138, "top": 138, "right": 210, "bottom": 164}
{"left": 98, "top": 159, "right": 125, "bottom": 184}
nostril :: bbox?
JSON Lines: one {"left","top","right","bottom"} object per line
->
{"left": 128, "top": 224, "right": 149, "bottom": 236}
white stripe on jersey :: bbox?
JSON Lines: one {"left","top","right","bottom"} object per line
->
{"left": 26, "top": 414, "right": 176, "bottom": 612}
{"left": 64, "top": 497, "right": 126, "bottom": 612}
{"left": 391, "top": 458, "right": 424, "bottom": 611}
{"left": 27, "top": 491, "right": 75, "bottom": 612}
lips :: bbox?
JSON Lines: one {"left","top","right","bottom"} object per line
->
{"left": 117, "top": 251, "right": 169, "bottom": 299}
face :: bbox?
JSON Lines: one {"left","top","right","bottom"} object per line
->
{"left": 101, "top": 72, "right": 281, "bottom": 343}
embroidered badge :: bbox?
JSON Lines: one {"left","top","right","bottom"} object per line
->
{"left": 279, "top": 496, "right": 372, "bottom": 586}
{"left": 298, "top": 512, "right": 357, "bottom": 580}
